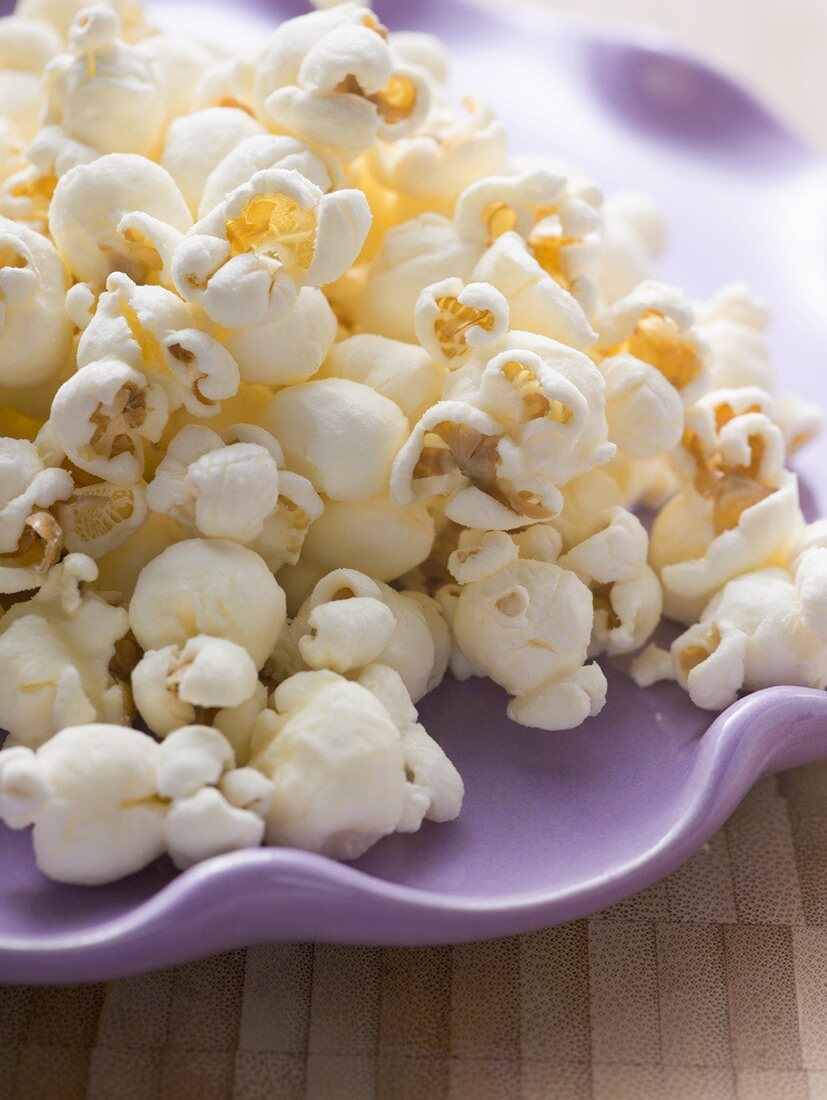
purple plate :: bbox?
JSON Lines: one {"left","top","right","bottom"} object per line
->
{"left": 3, "top": 0, "right": 827, "bottom": 984}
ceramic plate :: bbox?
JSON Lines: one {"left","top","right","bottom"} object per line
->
{"left": 3, "top": 0, "right": 827, "bottom": 984}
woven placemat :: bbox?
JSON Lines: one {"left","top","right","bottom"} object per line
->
{"left": 4, "top": 762, "right": 827, "bottom": 1099}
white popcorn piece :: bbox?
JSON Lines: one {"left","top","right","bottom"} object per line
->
{"left": 600, "top": 352, "right": 684, "bottom": 458}
{"left": 456, "top": 168, "right": 603, "bottom": 317}
{"left": 0, "top": 723, "right": 165, "bottom": 885}
{"left": 135, "top": 32, "right": 216, "bottom": 126}
{"left": 0, "top": 436, "right": 73, "bottom": 593}
{"left": 17, "top": 0, "right": 151, "bottom": 42}
{"left": 652, "top": 393, "right": 803, "bottom": 623}
{"left": 629, "top": 643, "right": 675, "bottom": 688}
{"left": 449, "top": 553, "right": 606, "bottom": 731}
{"left": 472, "top": 231, "right": 596, "bottom": 351}
{"left": 253, "top": 4, "right": 430, "bottom": 159}
{"left": 133, "top": 635, "right": 259, "bottom": 737}
{"left": 199, "top": 132, "right": 341, "bottom": 219}
{"left": 164, "top": 785, "right": 265, "bottom": 870}
{"left": 161, "top": 106, "right": 265, "bottom": 215}
{"left": 559, "top": 507, "right": 662, "bottom": 656}
{"left": 388, "top": 30, "right": 447, "bottom": 84}
{"left": 448, "top": 529, "right": 519, "bottom": 586}
{"left": 0, "top": 554, "right": 129, "bottom": 747}
{"left": 0, "top": 215, "right": 72, "bottom": 390}
{"left": 78, "top": 273, "right": 241, "bottom": 417}
{"left": 192, "top": 51, "right": 257, "bottom": 114}
{"left": 300, "top": 493, "right": 434, "bottom": 582}
{"left": 156, "top": 723, "right": 235, "bottom": 799}
{"left": 250, "top": 669, "right": 407, "bottom": 859}
{"left": 415, "top": 278, "right": 508, "bottom": 368}
{"left": 171, "top": 167, "right": 371, "bottom": 329}
{"left": 355, "top": 662, "right": 462, "bottom": 831}
{"left": 359, "top": 212, "right": 481, "bottom": 342}
{"left": 0, "top": 16, "right": 62, "bottom": 141}
{"left": 146, "top": 424, "right": 279, "bottom": 542}
{"left": 322, "top": 333, "right": 443, "bottom": 425}
{"left": 219, "top": 765, "right": 275, "bottom": 817}
{"left": 263, "top": 376, "right": 408, "bottom": 501}
{"left": 128, "top": 538, "right": 286, "bottom": 669}
{"left": 42, "top": 6, "right": 166, "bottom": 158}
{"left": 596, "top": 280, "right": 710, "bottom": 404}
{"left": 596, "top": 191, "right": 665, "bottom": 305}
{"left": 221, "top": 287, "right": 337, "bottom": 388}
{"left": 49, "top": 152, "right": 192, "bottom": 288}
{"left": 670, "top": 558, "right": 827, "bottom": 710}
{"left": 56, "top": 479, "right": 147, "bottom": 559}
{"left": 298, "top": 595, "right": 396, "bottom": 673}
{"left": 366, "top": 96, "right": 507, "bottom": 205}
{"left": 393, "top": 335, "right": 614, "bottom": 530}
{"left": 292, "top": 568, "right": 446, "bottom": 701}
{"left": 48, "top": 358, "right": 169, "bottom": 484}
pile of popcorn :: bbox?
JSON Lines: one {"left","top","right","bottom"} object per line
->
{"left": 0, "top": 0, "right": 824, "bottom": 886}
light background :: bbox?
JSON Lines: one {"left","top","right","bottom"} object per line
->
{"left": 475, "top": 0, "right": 827, "bottom": 150}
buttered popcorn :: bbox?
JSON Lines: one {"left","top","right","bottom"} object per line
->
{"left": 0, "top": 0, "right": 824, "bottom": 886}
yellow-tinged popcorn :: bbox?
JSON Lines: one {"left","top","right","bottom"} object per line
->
{"left": 128, "top": 537, "right": 286, "bottom": 668}
{"left": 1, "top": 0, "right": 824, "bottom": 883}
{"left": 42, "top": 6, "right": 166, "bottom": 158}
{"left": 49, "top": 152, "right": 193, "bottom": 288}
{"left": 252, "top": 4, "right": 430, "bottom": 160}
{"left": 0, "top": 554, "right": 129, "bottom": 747}
{"left": 161, "top": 107, "right": 265, "bottom": 216}
{"left": 171, "top": 166, "right": 370, "bottom": 329}
{"left": 0, "top": 214, "right": 73, "bottom": 391}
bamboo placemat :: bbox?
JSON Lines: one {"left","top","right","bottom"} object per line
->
{"left": 5, "top": 763, "right": 827, "bottom": 1098}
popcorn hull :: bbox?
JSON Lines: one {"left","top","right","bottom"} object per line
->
{"left": 3, "top": 0, "right": 827, "bottom": 980}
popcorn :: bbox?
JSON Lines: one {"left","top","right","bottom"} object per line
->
{"left": 596, "top": 191, "right": 665, "bottom": 305}
{"left": 161, "top": 107, "right": 265, "bottom": 215}
{"left": 392, "top": 335, "right": 614, "bottom": 530}
{"left": 0, "top": 554, "right": 129, "bottom": 747}
{"left": 1, "top": 0, "right": 825, "bottom": 884}
{"left": 49, "top": 153, "right": 193, "bottom": 288}
{"left": 0, "top": 724, "right": 165, "bottom": 884}
{"left": 651, "top": 391, "right": 803, "bottom": 623}
{"left": 199, "top": 133, "right": 341, "bottom": 219}
{"left": 359, "top": 213, "right": 481, "bottom": 342}
{"left": 171, "top": 167, "right": 371, "bottom": 329}
{"left": 596, "top": 280, "right": 709, "bottom": 404}
{"left": 252, "top": 4, "right": 430, "bottom": 159}
{"left": 289, "top": 568, "right": 447, "bottom": 700}
{"left": 299, "top": 494, "right": 434, "bottom": 581}
{"left": 48, "top": 357, "right": 170, "bottom": 484}
{"left": 249, "top": 669, "right": 407, "bottom": 859}
{"left": 146, "top": 422, "right": 323, "bottom": 568}
{"left": 42, "top": 6, "right": 166, "bottom": 158}
{"left": 668, "top": 555, "right": 827, "bottom": 710}
{"left": 0, "top": 215, "right": 73, "bottom": 390}
{"left": 77, "top": 272, "right": 241, "bottom": 417}
{"left": 472, "top": 232, "right": 596, "bottom": 351}
{"left": 447, "top": 536, "right": 607, "bottom": 730}
{"left": 0, "top": 436, "right": 73, "bottom": 593}
{"left": 364, "top": 96, "right": 508, "bottom": 206}
{"left": 132, "top": 634, "right": 259, "bottom": 736}
{"left": 128, "top": 538, "right": 286, "bottom": 668}
{"left": 0, "top": 16, "right": 62, "bottom": 141}
{"left": 263, "top": 377, "right": 408, "bottom": 501}
{"left": 220, "top": 287, "right": 336, "bottom": 388}
{"left": 415, "top": 278, "right": 508, "bottom": 369}
{"left": 322, "top": 333, "right": 443, "bottom": 424}
{"left": 558, "top": 506, "right": 662, "bottom": 656}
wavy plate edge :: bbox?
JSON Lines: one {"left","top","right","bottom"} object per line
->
{"left": 2, "top": 687, "right": 827, "bottom": 982}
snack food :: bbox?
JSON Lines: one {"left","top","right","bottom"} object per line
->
{"left": 0, "top": 0, "right": 822, "bottom": 885}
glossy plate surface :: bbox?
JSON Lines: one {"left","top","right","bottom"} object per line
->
{"left": 3, "top": 0, "right": 827, "bottom": 983}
